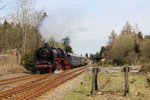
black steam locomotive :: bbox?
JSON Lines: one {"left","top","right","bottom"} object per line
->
{"left": 35, "top": 43, "right": 87, "bottom": 74}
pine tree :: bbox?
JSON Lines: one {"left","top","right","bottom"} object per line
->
{"left": 62, "top": 36, "right": 73, "bottom": 53}
{"left": 137, "top": 31, "right": 143, "bottom": 40}
{"left": 108, "top": 30, "right": 117, "bottom": 45}
{"left": 85, "top": 53, "right": 89, "bottom": 58}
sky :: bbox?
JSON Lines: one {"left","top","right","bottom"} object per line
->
{"left": 1, "top": 0, "right": 150, "bottom": 56}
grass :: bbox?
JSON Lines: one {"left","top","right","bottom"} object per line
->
{"left": 64, "top": 72, "right": 150, "bottom": 100}
{"left": 98, "top": 72, "right": 150, "bottom": 100}
{"left": 128, "top": 73, "right": 150, "bottom": 100}
{"left": 100, "top": 73, "right": 124, "bottom": 93}
{"left": 64, "top": 72, "right": 93, "bottom": 100}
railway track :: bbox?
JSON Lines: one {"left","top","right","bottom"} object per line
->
{"left": 0, "top": 67, "right": 87, "bottom": 100}
{"left": 0, "top": 74, "right": 42, "bottom": 86}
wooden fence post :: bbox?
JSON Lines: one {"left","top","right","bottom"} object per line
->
{"left": 91, "top": 67, "right": 98, "bottom": 95}
{"left": 124, "top": 66, "right": 129, "bottom": 96}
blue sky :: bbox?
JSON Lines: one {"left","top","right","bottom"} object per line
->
{"left": 1, "top": 0, "right": 150, "bottom": 55}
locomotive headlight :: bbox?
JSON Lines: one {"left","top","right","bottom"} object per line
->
{"left": 48, "top": 62, "right": 51, "bottom": 64}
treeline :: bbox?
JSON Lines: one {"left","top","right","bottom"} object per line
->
{"left": 0, "top": 0, "right": 46, "bottom": 55}
{"left": 0, "top": 19, "right": 40, "bottom": 53}
{"left": 91, "top": 22, "right": 150, "bottom": 66}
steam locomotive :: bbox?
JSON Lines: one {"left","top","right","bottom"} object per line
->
{"left": 35, "top": 43, "right": 87, "bottom": 74}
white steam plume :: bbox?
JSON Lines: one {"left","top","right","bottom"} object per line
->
{"left": 39, "top": 11, "right": 79, "bottom": 43}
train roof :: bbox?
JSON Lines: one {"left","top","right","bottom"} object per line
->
{"left": 68, "top": 53, "right": 86, "bottom": 58}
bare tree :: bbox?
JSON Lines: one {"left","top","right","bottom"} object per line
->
{"left": 10, "top": 0, "right": 44, "bottom": 54}
{"left": 10, "top": 0, "right": 33, "bottom": 57}
{"left": 121, "top": 22, "right": 132, "bottom": 35}
{"left": 9, "top": 0, "right": 45, "bottom": 65}
{"left": 108, "top": 30, "right": 117, "bottom": 45}
{"left": 33, "top": 10, "right": 46, "bottom": 50}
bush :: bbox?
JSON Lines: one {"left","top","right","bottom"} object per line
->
{"left": 140, "top": 63, "right": 150, "bottom": 72}
{"left": 24, "top": 53, "right": 37, "bottom": 73}
{"left": 113, "top": 58, "right": 124, "bottom": 65}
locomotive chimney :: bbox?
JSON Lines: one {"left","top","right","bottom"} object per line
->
{"left": 45, "top": 43, "right": 48, "bottom": 47}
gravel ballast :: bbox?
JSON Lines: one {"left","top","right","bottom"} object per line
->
{"left": 37, "top": 71, "right": 87, "bottom": 100}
